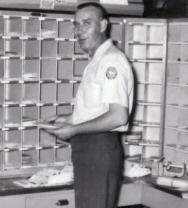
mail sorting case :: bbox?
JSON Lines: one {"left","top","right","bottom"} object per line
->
{"left": 121, "top": 18, "right": 170, "bottom": 169}
{"left": 123, "top": 18, "right": 188, "bottom": 169}
{"left": 0, "top": 10, "right": 124, "bottom": 177}
{"left": 164, "top": 19, "right": 188, "bottom": 167}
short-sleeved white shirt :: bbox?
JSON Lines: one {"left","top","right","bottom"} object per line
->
{"left": 71, "top": 39, "right": 134, "bottom": 132}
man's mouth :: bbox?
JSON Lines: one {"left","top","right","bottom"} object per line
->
{"left": 78, "top": 37, "right": 87, "bottom": 43}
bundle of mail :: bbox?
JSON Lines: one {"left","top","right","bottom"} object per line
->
{"left": 14, "top": 162, "right": 74, "bottom": 188}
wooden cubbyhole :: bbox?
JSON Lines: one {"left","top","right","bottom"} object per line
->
{"left": 168, "top": 25, "right": 182, "bottom": 42}
{"left": 40, "top": 106, "right": 56, "bottom": 120}
{"left": 165, "top": 107, "right": 179, "bottom": 128}
{"left": 23, "top": 83, "right": 40, "bottom": 103}
{"left": 0, "top": 107, "right": 3, "bottom": 126}
{"left": 4, "top": 130, "right": 21, "bottom": 147}
{"left": 128, "top": 45, "right": 146, "bottom": 59}
{"left": 147, "top": 63, "right": 163, "bottom": 83}
{"left": 5, "top": 59, "right": 22, "bottom": 79}
{"left": 24, "top": 59, "right": 40, "bottom": 79}
{"left": 110, "top": 21, "right": 123, "bottom": 42}
{"left": 181, "top": 44, "right": 188, "bottom": 61}
{"left": 41, "top": 19, "right": 57, "bottom": 38}
{"left": 24, "top": 18, "right": 40, "bottom": 37}
{"left": 23, "top": 129, "right": 39, "bottom": 148}
{"left": 146, "top": 85, "right": 162, "bottom": 103}
{"left": 166, "top": 85, "right": 180, "bottom": 106}
{"left": 57, "top": 83, "right": 73, "bottom": 103}
{"left": 135, "top": 84, "right": 145, "bottom": 102}
{"left": 132, "top": 105, "right": 144, "bottom": 122}
{"left": 124, "top": 144, "right": 142, "bottom": 157}
{"left": 147, "top": 45, "right": 163, "bottom": 60}
{"left": 176, "top": 151, "right": 188, "bottom": 167}
{"left": 57, "top": 105, "right": 72, "bottom": 115}
{"left": 169, "top": 24, "right": 188, "bottom": 42}
{"left": 24, "top": 40, "right": 40, "bottom": 58}
{"left": 5, "top": 83, "right": 22, "bottom": 103}
{"left": 178, "top": 131, "right": 188, "bottom": 147}
{"left": 4, "top": 17, "right": 22, "bottom": 36}
{"left": 4, "top": 39, "right": 23, "bottom": 56}
{"left": 0, "top": 16, "right": 4, "bottom": 36}
{"left": 0, "top": 60, "right": 4, "bottom": 79}
{"left": 39, "top": 148, "right": 55, "bottom": 164}
{"left": 133, "top": 62, "right": 146, "bottom": 83}
{"left": 0, "top": 152, "right": 4, "bottom": 171}
{"left": 40, "top": 130, "right": 56, "bottom": 149}
{"left": 58, "top": 60, "right": 73, "bottom": 80}
{"left": 143, "top": 127, "right": 160, "bottom": 141}
{"left": 180, "top": 63, "right": 188, "bottom": 85}
{"left": 0, "top": 131, "right": 3, "bottom": 146}
{"left": 128, "top": 24, "right": 147, "bottom": 42}
{"left": 58, "top": 21, "right": 74, "bottom": 39}
{"left": 181, "top": 25, "right": 188, "bottom": 42}
{"left": 142, "top": 145, "right": 159, "bottom": 159}
{"left": 55, "top": 147, "right": 72, "bottom": 162}
{"left": 164, "top": 148, "right": 177, "bottom": 164}
{"left": 5, "top": 106, "right": 21, "bottom": 124}
{"left": 58, "top": 41, "right": 74, "bottom": 56}
{"left": 41, "top": 60, "right": 56, "bottom": 79}
{"left": 129, "top": 44, "right": 163, "bottom": 60}
{"left": 145, "top": 106, "right": 161, "bottom": 124}
{"left": 148, "top": 25, "right": 165, "bottom": 43}
{"left": 178, "top": 108, "right": 188, "bottom": 129}
{"left": 41, "top": 40, "right": 57, "bottom": 58}
{"left": 23, "top": 106, "right": 39, "bottom": 122}
{"left": 179, "top": 87, "right": 188, "bottom": 107}
{"left": 22, "top": 149, "right": 38, "bottom": 167}
{"left": 0, "top": 84, "right": 4, "bottom": 103}
{"left": 4, "top": 150, "right": 21, "bottom": 170}
{"left": 74, "top": 41, "right": 85, "bottom": 54}
{"left": 164, "top": 128, "right": 178, "bottom": 145}
{"left": 0, "top": 39, "right": 4, "bottom": 55}
{"left": 40, "top": 83, "right": 56, "bottom": 103}
{"left": 167, "top": 44, "right": 181, "bottom": 62}
{"left": 167, "top": 63, "right": 180, "bottom": 84}
{"left": 74, "top": 59, "right": 88, "bottom": 76}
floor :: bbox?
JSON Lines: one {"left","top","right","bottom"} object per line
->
{"left": 119, "top": 205, "right": 150, "bottom": 208}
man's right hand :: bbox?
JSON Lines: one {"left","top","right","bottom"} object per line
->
{"left": 44, "top": 114, "right": 72, "bottom": 124}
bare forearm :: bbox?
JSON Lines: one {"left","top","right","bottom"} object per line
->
{"left": 45, "top": 104, "right": 129, "bottom": 141}
{"left": 73, "top": 106, "right": 128, "bottom": 135}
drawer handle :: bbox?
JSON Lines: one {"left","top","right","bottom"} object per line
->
{"left": 56, "top": 199, "right": 69, "bottom": 206}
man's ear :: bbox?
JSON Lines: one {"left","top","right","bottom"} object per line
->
{"left": 100, "top": 19, "right": 108, "bottom": 33}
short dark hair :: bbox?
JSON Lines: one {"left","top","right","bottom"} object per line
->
{"left": 77, "top": 2, "right": 108, "bottom": 21}
{"left": 76, "top": 2, "right": 111, "bottom": 38}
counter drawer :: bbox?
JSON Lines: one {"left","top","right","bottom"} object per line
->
{"left": 26, "top": 190, "right": 75, "bottom": 208}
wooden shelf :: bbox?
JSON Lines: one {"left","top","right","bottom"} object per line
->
{"left": 0, "top": 0, "right": 144, "bottom": 16}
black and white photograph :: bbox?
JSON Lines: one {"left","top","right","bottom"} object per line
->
{"left": 0, "top": 0, "right": 187, "bottom": 208}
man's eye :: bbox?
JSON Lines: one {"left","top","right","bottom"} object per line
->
{"left": 73, "top": 22, "right": 79, "bottom": 28}
{"left": 84, "top": 21, "right": 90, "bottom": 26}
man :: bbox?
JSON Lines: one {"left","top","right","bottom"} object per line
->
{"left": 45, "top": 2, "right": 134, "bottom": 208}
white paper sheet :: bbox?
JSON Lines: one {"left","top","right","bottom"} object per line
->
{"left": 100, "top": 0, "right": 128, "bottom": 5}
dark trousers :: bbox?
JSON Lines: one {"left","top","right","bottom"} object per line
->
{"left": 71, "top": 132, "right": 123, "bottom": 208}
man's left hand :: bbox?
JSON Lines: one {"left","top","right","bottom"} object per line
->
{"left": 46, "top": 123, "right": 76, "bottom": 140}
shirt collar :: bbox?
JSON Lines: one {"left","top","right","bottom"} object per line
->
{"left": 92, "top": 39, "right": 113, "bottom": 61}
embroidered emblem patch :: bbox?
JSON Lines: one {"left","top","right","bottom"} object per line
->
{"left": 106, "top": 67, "right": 117, "bottom": 80}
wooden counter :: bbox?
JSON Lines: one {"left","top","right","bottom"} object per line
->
{"left": 0, "top": 176, "right": 187, "bottom": 208}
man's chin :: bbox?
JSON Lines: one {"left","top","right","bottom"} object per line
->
{"left": 79, "top": 44, "right": 89, "bottom": 52}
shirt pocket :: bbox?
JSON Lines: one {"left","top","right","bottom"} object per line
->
{"left": 84, "top": 82, "right": 101, "bottom": 107}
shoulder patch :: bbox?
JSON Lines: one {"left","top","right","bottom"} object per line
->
{"left": 106, "top": 67, "right": 117, "bottom": 80}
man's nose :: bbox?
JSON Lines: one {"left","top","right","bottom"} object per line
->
{"left": 77, "top": 24, "right": 85, "bottom": 35}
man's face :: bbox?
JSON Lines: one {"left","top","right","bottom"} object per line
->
{"left": 74, "top": 7, "right": 103, "bottom": 55}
